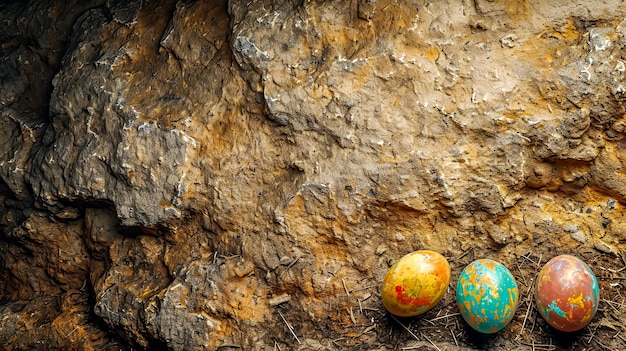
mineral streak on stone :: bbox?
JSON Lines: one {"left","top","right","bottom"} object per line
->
{"left": 1, "top": 0, "right": 626, "bottom": 349}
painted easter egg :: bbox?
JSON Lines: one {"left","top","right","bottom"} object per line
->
{"left": 535, "top": 255, "right": 599, "bottom": 332}
{"left": 381, "top": 250, "right": 451, "bottom": 317}
{"left": 456, "top": 259, "right": 519, "bottom": 333}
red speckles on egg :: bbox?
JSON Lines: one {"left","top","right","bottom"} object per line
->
{"left": 395, "top": 285, "right": 432, "bottom": 307}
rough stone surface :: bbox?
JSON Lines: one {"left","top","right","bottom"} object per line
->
{"left": 2, "top": 0, "right": 626, "bottom": 350}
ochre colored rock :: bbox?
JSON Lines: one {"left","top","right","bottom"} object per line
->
{"left": 2, "top": 0, "right": 626, "bottom": 349}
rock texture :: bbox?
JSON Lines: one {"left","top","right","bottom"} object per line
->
{"left": 2, "top": 0, "right": 626, "bottom": 350}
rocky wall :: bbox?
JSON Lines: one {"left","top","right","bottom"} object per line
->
{"left": 1, "top": 0, "right": 626, "bottom": 350}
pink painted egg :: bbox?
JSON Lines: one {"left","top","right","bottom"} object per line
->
{"left": 381, "top": 250, "right": 451, "bottom": 317}
{"left": 535, "top": 255, "right": 599, "bottom": 332}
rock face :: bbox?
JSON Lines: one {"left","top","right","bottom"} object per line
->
{"left": 2, "top": 0, "right": 626, "bottom": 350}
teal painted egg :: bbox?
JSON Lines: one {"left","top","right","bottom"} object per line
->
{"left": 535, "top": 255, "right": 599, "bottom": 332}
{"left": 456, "top": 259, "right": 519, "bottom": 334}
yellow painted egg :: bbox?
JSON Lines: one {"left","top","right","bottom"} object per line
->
{"left": 381, "top": 250, "right": 451, "bottom": 317}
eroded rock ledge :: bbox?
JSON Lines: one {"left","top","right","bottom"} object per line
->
{"left": 2, "top": 1, "right": 626, "bottom": 350}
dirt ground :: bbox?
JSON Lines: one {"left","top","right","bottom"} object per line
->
{"left": 261, "top": 246, "right": 626, "bottom": 351}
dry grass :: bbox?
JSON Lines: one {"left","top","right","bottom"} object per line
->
{"left": 271, "top": 248, "right": 626, "bottom": 350}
